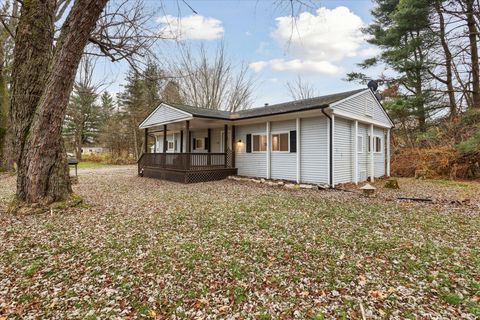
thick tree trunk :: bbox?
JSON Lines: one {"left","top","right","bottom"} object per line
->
{"left": 466, "top": 0, "right": 480, "bottom": 108}
{"left": 11, "top": 0, "right": 108, "bottom": 204}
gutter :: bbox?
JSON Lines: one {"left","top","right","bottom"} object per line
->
{"left": 320, "top": 108, "right": 333, "bottom": 188}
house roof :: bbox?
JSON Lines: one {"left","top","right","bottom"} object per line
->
{"left": 165, "top": 89, "right": 366, "bottom": 120}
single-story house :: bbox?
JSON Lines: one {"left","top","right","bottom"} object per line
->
{"left": 137, "top": 88, "right": 393, "bottom": 186}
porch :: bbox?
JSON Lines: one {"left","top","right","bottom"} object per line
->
{"left": 138, "top": 115, "right": 238, "bottom": 183}
{"left": 138, "top": 151, "right": 237, "bottom": 183}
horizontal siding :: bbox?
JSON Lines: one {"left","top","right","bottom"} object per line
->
{"left": 236, "top": 123, "right": 267, "bottom": 178}
{"left": 300, "top": 116, "right": 329, "bottom": 184}
{"left": 334, "top": 117, "right": 352, "bottom": 184}
{"left": 333, "top": 90, "right": 391, "bottom": 126}
{"left": 142, "top": 104, "right": 189, "bottom": 127}
{"left": 374, "top": 127, "right": 386, "bottom": 177}
{"left": 270, "top": 120, "right": 297, "bottom": 181}
{"left": 357, "top": 124, "right": 369, "bottom": 182}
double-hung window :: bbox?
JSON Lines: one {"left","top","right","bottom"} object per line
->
{"left": 271, "top": 132, "right": 289, "bottom": 152}
{"left": 252, "top": 134, "right": 267, "bottom": 152}
{"left": 368, "top": 135, "right": 382, "bottom": 153}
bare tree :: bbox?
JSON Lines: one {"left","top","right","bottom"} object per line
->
{"left": 286, "top": 76, "right": 318, "bottom": 100}
{"left": 171, "top": 42, "right": 255, "bottom": 111}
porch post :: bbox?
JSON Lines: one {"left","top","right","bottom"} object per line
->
{"left": 144, "top": 128, "right": 148, "bottom": 154}
{"left": 386, "top": 128, "right": 391, "bottom": 177}
{"left": 163, "top": 124, "right": 167, "bottom": 153}
{"left": 154, "top": 135, "right": 157, "bottom": 153}
{"left": 224, "top": 124, "right": 228, "bottom": 168}
{"left": 180, "top": 130, "right": 183, "bottom": 153}
{"left": 231, "top": 125, "right": 236, "bottom": 168}
{"left": 186, "top": 120, "right": 190, "bottom": 169}
{"left": 296, "top": 118, "right": 300, "bottom": 183}
{"left": 207, "top": 128, "right": 211, "bottom": 165}
{"left": 266, "top": 121, "right": 271, "bottom": 179}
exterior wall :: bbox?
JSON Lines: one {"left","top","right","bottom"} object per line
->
{"left": 333, "top": 90, "right": 391, "bottom": 126}
{"left": 236, "top": 123, "right": 267, "bottom": 178}
{"left": 333, "top": 117, "right": 353, "bottom": 184}
{"left": 356, "top": 123, "right": 369, "bottom": 182}
{"left": 373, "top": 127, "right": 386, "bottom": 177}
{"left": 300, "top": 116, "right": 329, "bottom": 184}
{"left": 270, "top": 120, "right": 296, "bottom": 181}
{"left": 142, "top": 104, "right": 189, "bottom": 128}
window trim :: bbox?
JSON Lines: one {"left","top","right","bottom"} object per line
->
{"left": 357, "top": 135, "right": 364, "bottom": 153}
{"left": 167, "top": 141, "right": 175, "bottom": 151}
{"left": 373, "top": 135, "right": 383, "bottom": 154}
{"left": 271, "top": 131, "right": 290, "bottom": 153}
{"left": 251, "top": 133, "right": 267, "bottom": 153}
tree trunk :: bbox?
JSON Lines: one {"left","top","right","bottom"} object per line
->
{"left": 435, "top": 1, "right": 457, "bottom": 118}
{"left": 11, "top": 0, "right": 108, "bottom": 204}
{"left": 466, "top": 0, "right": 480, "bottom": 108}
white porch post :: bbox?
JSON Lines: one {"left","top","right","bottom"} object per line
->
{"left": 154, "top": 135, "right": 157, "bottom": 153}
{"left": 370, "top": 123, "right": 374, "bottom": 182}
{"left": 387, "top": 128, "right": 391, "bottom": 177}
{"left": 296, "top": 118, "right": 301, "bottom": 183}
{"left": 266, "top": 121, "right": 271, "bottom": 179}
{"left": 331, "top": 114, "right": 335, "bottom": 187}
{"left": 353, "top": 120, "right": 358, "bottom": 184}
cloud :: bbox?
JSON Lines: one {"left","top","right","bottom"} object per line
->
{"left": 250, "top": 6, "right": 375, "bottom": 75}
{"left": 157, "top": 15, "right": 224, "bottom": 40}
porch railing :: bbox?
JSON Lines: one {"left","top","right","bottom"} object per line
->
{"left": 138, "top": 152, "right": 233, "bottom": 171}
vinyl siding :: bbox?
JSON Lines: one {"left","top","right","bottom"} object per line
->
{"left": 333, "top": 90, "right": 391, "bottom": 126}
{"left": 374, "top": 127, "right": 386, "bottom": 177}
{"left": 333, "top": 117, "right": 353, "bottom": 184}
{"left": 357, "top": 123, "right": 369, "bottom": 182}
{"left": 300, "top": 116, "right": 329, "bottom": 184}
{"left": 141, "top": 104, "right": 190, "bottom": 128}
{"left": 270, "top": 120, "right": 296, "bottom": 181}
{"left": 236, "top": 123, "right": 267, "bottom": 178}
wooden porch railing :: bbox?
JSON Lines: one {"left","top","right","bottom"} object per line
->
{"left": 138, "top": 152, "right": 233, "bottom": 171}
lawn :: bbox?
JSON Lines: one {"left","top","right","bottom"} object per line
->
{"left": 0, "top": 166, "right": 479, "bottom": 319}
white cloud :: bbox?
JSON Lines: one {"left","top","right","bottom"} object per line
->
{"left": 157, "top": 15, "right": 224, "bottom": 40}
{"left": 251, "top": 6, "right": 376, "bottom": 75}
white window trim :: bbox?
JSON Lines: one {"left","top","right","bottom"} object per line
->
{"left": 373, "top": 135, "right": 383, "bottom": 154}
{"left": 271, "top": 131, "right": 290, "bottom": 153}
{"left": 167, "top": 141, "right": 175, "bottom": 151}
{"left": 357, "top": 135, "right": 364, "bottom": 153}
{"left": 251, "top": 133, "right": 267, "bottom": 153}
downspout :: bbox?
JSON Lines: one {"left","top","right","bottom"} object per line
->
{"left": 321, "top": 108, "right": 333, "bottom": 188}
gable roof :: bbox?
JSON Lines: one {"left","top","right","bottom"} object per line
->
{"left": 139, "top": 89, "right": 393, "bottom": 127}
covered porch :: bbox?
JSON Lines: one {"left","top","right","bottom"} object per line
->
{"left": 138, "top": 116, "right": 237, "bottom": 183}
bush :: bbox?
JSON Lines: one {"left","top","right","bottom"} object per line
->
{"left": 81, "top": 153, "right": 136, "bottom": 165}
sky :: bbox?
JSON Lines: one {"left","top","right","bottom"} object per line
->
{"left": 94, "top": 0, "right": 382, "bottom": 107}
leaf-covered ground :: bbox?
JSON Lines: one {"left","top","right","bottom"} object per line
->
{"left": 1, "top": 166, "right": 479, "bottom": 319}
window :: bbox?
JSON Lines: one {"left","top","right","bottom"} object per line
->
{"left": 271, "top": 133, "right": 289, "bottom": 152}
{"left": 368, "top": 135, "right": 382, "bottom": 153}
{"left": 357, "top": 135, "right": 363, "bottom": 153}
{"left": 374, "top": 136, "right": 382, "bottom": 153}
{"left": 195, "top": 138, "right": 204, "bottom": 149}
{"left": 168, "top": 141, "right": 174, "bottom": 150}
{"left": 252, "top": 134, "right": 267, "bottom": 152}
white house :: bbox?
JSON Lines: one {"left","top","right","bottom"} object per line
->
{"left": 137, "top": 88, "right": 394, "bottom": 185}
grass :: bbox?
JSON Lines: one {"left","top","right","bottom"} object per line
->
{"left": 0, "top": 167, "right": 479, "bottom": 318}
{"left": 75, "top": 161, "right": 109, "bottom": 169}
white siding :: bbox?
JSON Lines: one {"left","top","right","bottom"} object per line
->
{"left": 300, "top": 116, "right": 329, "bottom": 184}
{"left": 141, "top": 104, "right": 190, "bottom": 128}
{"left": 236, "top": 123, "right": 267, "bottom": 178}
{"left": 333, "top": 90, "right": 391, "bottom": 126}
{"left": 374, "top": 127, "right": 386, "bottom": 177}
{"left": 333, "top": 117, "right": 353, "bottom": 184}
{"left": 357, "top": 124, "right": 369, "bottom": 182}
{"left": 270, "top": 120, "right": 296, "bottom": 181}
